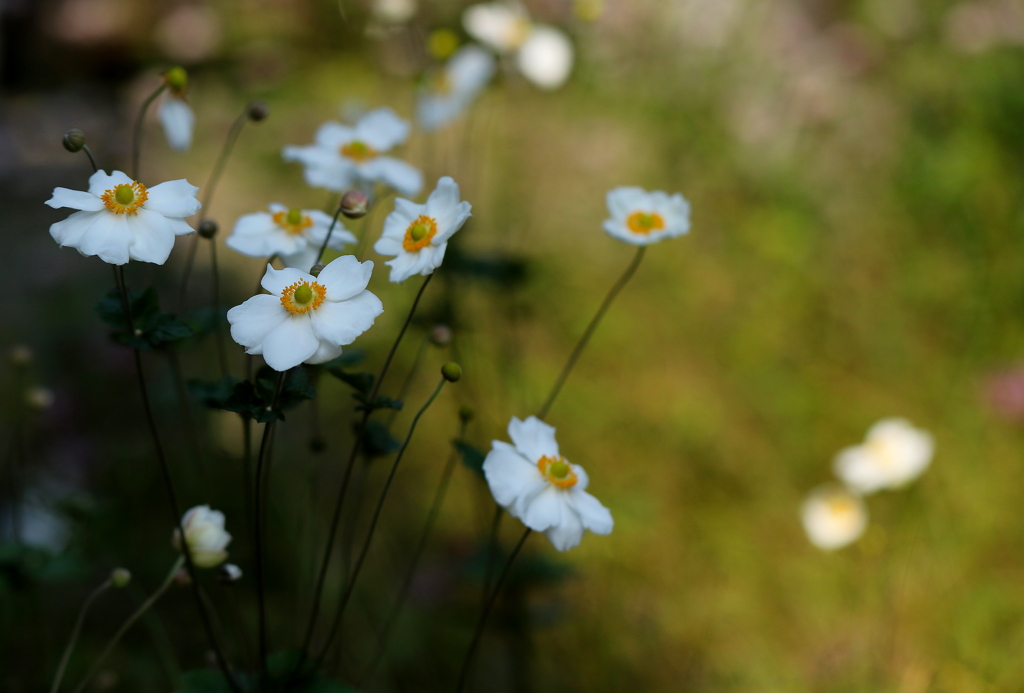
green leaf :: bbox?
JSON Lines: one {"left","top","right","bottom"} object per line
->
{"left": 318, "top": 350, "right": 366, "bottom": 369}
{"left": 188, "top": 376, "right": 241, "bottom": 409}
{"left": 454, "top": 439, "right": 486, "bottom": 477}
{"left": 327, "top": 368, "right": 374, "bottom": 395}
{"left": 356, "top": 395, "right": 403, "bottom": 412}
{"left": 218, "top": 367, "right": 317, "bottom": 423}
{"left": 96, "top": 287, "right": 193, "bottom": 350}
{"left": 362, "top": 420, "right": 401, "bottom": 458}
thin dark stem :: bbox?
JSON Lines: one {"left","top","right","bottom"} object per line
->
{"left": 254, "top": 371, "right": 288, "bottom": 676}
{"left": 80, "top": 145, "right": 99, "bottom": 173}
{"left": 360, "top": 420, "right": 467, "bottom": 685}
{"left": 314, "top": 204, "right": 347, "bottom": 266}
{"left": 385, "top": 333, "right": 430, "bottom": 428}
{"left": 50, "top": 578, "right": 112, "bottom": 693}
{"left": 131, "top": 83, "right": 167, "bottom": 180}
{"left": 113, "top": 267, "right": 241, "bottom": 693}
{"left": 455, "top": 528, "right": 532, "bottom": 693}
{"left": 481, "top": 504, "right": 503, "bottom": 607}
{"left": 315, "top": 377, "right": 448, "bottom": 663}
{"left": 536, "top": 246, "right": 646, "bottom": 420}
{"left": 210, "top": 237, "right": 229, "bottom": 378}
{"left": 299, "top": 273, "right": 434, "bottom": 656}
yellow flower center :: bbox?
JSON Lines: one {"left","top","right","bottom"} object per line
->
{"left": 272, "top": 208, "right": 314, "bottom": 235}
{"left": 403, "top": 215, "right": 438, "bottom": 251}
{"left": 826, "top": 495, "right": 857, "bottom": 518}
{"left": 280, "top": 280, "right": 326, "bottom": 315}
{"left": 626, "top": 211, "right": 665, "bottom": 235}
{"left": 538, "top": 455, "right": 578, "bottom": 489}
{"left": 101, "top": 181, "right": 148, "bottom": 215}
{"left": 340, "top": 140, "right": 377, "bottom": 163}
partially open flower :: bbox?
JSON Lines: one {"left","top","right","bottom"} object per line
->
{"left": 603, "top": 187, "right": 691, "bottom": 246}
{"left": 283, "top": 108, "right": 422, "bottom": 197}
{"left": 173, "top": 505, "right": 231, "bottom": 568}
{"left": 226, "top": 204, "right": 357, "bottom": 270}
{"left": 227, "top": 256, "right": 383, "bottom": 371}
{"left": 373, "top": 176, "right": 471, "bottom": 283}
{"left": 159, "top": 95, "right": 195, "bottom": 152}
{"left": 801, "top": 485, "right": 868, "bottom": 551}
{"left": 46, "top": 170, "right": 200, "bottom": 265}
{"left": 833, "top": 418, "right": 934, "bottom": 494}
{"left": 483, "top": 416, "right": 613, "bottom": 551}
{"left": 417, "top": 45, "right": 496, "bottom": 132}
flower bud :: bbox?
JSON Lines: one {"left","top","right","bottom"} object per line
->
{"left": 172, "top": 505, "right": 231, "bottom": 569}
{"left": 441, "top": 362, "right": 462, "bottom": 382}
{"left": 309, "top": 263, "right": 325, "bottom": 278}
{"left": 428, "top": 28, "right": 459, "bottom": 60}
{"left": 110, "top": 568, "right": 132, "bottom": 588}
{"left": 458, "top": 404, "right": 474, "bottom": 422}
{"left": 340, "top": 190, "right": 369, "bottom": 219}
{"left": 218, "top": 563, "right": 243, "bottom": 584}
{"left": 198, "top": 219, "right": 219, "bottom": 239}
{"left": 62, "top": 129, "right": 86, "bottom": 153}
{"left": 247, "top": 100, "right": 269, "bottom": 122}
{"left": 26, "top": 387, "right": 55, "bottom": 410}
{"left": 10, "top": 345, "right": 32, "bottom": 367}
{"left": 164, "top": 66, "right": 188, "bottom": 92}
{"left": 429, "top": 324, "right": 452, "bottom": 346}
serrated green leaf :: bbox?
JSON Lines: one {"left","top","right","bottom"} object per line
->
{"left": 454, "top": 439, "right": 486, "bottom": 477}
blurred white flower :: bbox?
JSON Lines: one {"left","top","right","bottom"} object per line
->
{"left": 173, "top": 505, "right": 231, "bottom": 568}
{"left": 46, "top": 170, "right": 199, "bottom": 265}
{"left": 417, "top": 45, "right": 496, "bottom": 131}
{"left": 833, "top": 418, "right": 934, "bottom": 494}
{"left": 603, "top": 187, "right": 691, "bottom": 246}
{"left": 483, "top": 416, "right": 613, "bottom": 552}
{"left": 226, "top": 204, "right": 357, "bottom": 271}
{"left": 227, "top": 257, "right": 383, "bottom": 371}
{"left": 463, "top": 2, "right": 531, "bottom": 52}
{"left": 159, "top": 95, "right": 194, "bottom": 152}
{"left": 282, "top": 108, "right": 422, "bottom": 197}
{"left": 801, "top": 485, "right": 868, "bottom": 551}
{"left": 373, "top": 176, "right": 471, "bottom": 283}
{"left": 516, "top": 25, "right": 574, "bottom": 91}
{"left": 373, "top": 0, "right": 417, "bottom": 24}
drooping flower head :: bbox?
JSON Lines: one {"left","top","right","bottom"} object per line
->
{"left": 173, "top": 505, "right": 231, "bottom": 568}
{"left": 417, "top": 45, "right": 496, "bottom": 132}
{"left": 373, "top": 176, "right": 471, "bottom": 283}
{"left": 800, "top": 485, "right": 868, "bottom": 551}
{"left": 482, "top": 416, "right": 613, "bottom": 551}
{"left": 833, "top": 418, "right": 934, "bottom": 495}
{"left": 226, "top": 203, "right": 357, "bottom": 271}
{"left": 46, "top": 170, "right": 200, "bottom": 265}
{"left": 227, "top": 256, "right": 383, "bottom": 371}
{"left": 603, "top": 187, "right": 690, "bottom": 246}
{"left": 282, "top": 107, "right": 422, "bottom": 197}
{"left": 159, "top": 66, "right": 194, "bottom": 152}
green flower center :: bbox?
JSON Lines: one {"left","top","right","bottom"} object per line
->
{"left": 548, "top": 460, "right": 570, "bottom": 479}
{"left": 409, "top": 223, "right": 429, "bottom": 242}
{"left": 293, "top": 284, "right": 314, "bottom": 305}
{"left": 114, "top": 185, "right": 135, "bottom": 205}
{"left": 286, "top": 208, "right": 303, "bottom": 226}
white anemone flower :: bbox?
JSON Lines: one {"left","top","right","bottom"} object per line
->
{"left": 801, "top": 485, "right": 868, "bottom": 551}
{"left": 516, "top": 25, "right": 574, "bottom": 91}
{"left": 463, "top": 2, "right": 531, "bottom": 53}
{"left": 226, "top": 204, "right": 357, "bottom": 271}
{"left": 282, "top": 107, "right": 422, "bottom": 197}
{"left": 227, "top": 256, "right": 383, "bottom": 371}
{"left": 603, "top": 187, "right": 691, "bottom": 246}
{"left": 159, "top": 95, "right": 195, "bottom": 152}
{"left": 483, "top": 416, "right": 613, "bottom": 552}
{"left": 417, "top": 45, "right": 496, "bottom": 132}
{"left": 833, "top": 418, "right": 935, "bottom": 495}
{"left": 173, "top": 505, "right": 231, "bottom": 568}
{"left": 46, "top": 170, "right": 199, "bottom": 265}
{"left": 373, "top": 176, "right": 471, "bottom": 283}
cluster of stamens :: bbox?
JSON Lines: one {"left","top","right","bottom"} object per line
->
{"left": 280, "top": 280, "right": 326, "bottom": 315}
{"left": 538, "top": 455, "right": 578, "bottom": 489}
{"left": 340, "top": 140, "right": 377, "bottom": 163}
{"left": 272, "top": 208, "right": 313, "bottom": 235}
{"left": 626, "top": 210, "right": 665, "bottom": 235}
{"left": 101, "top": 181, "right": 148, "bottom": 215}
{"left": 403, "top": 215, "right": 438, "bottom": 251}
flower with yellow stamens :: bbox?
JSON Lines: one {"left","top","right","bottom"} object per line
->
{"left": 46, "top": 169, "right": 199, "bottom": 265}
{"left": 801, "top": 485, "right": 868, "bottom": 551}
{"left": 227, "top": 203, "right": 356, "bottom": 271}
{"left": 374, "top": 177, "right": 471, "bottom": 283}
{"left": 833, "top": 418, "right": 934, "bottom": 495}
{"left": 483, "top": 416, "right": 613, "bottom": 552}
{"left": 603, "top": 186, "right": 691, "bottom": 246}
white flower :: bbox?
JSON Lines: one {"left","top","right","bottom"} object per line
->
{"left": 833, "top": 418, "right": 934, "bottom": 494}
{"left": 46, "top": 170, "right": 200, "bottom": 265}
{"left": 482, "top": 416, "right": 613, "bottom": 552}
{"left": 159, "top": 95, "right": 195, "bottom": 152}
{"left": 226, "top": 204, "right": 357, "bottom": 271}
{"left": 173, "top": 505, "right": 231, "bottom": 568}
{"left": 417, "top": 45, "right": 496, "bottom": 132}
{"left": 603, "top": 187, "right": 691, "bottom": 246}
{"left": 516, "top": 25, "right": 573, "bottom": 91}
{"left": 373, "top": 176, "right": 471, "bottom": 283}
{"left": 801, "top": 485, "right": 868, "bottom": 551}
{"left": 227, "top": 256, "right": 383, "bottom": 371}
{"left": 463, "top": 2, "right": 531, "bottom": 53}
{"left": 282, "top": 107, "right": 422, "bottom": 197}
{"left": 373, "top": 0, "right": 417, "bottom": 23}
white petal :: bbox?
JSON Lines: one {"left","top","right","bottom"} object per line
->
{"left": 166, "top": 218, "right": 196, "bottom": 236}
{"left": 314, "top": 121, "right": 356, "bottom": 149}
{"left": 227, "top": 294, "right": 289, "bottom": 349}
{"left": 384, "top": 251, "right": 420, "bottom": 283}
{"left": 373, "top": 235, "right": 403, "bottom": 256}
{"left": 261, "top": 265, "right": 313, "bottom": 295}
{"left": 159, "top": 96, "right": 195, "bottom": 152}
{"left": 127, "top": 209, "right": 176, "bottom": 265}
{"left": 567, "top": 488, "right": 613, "bottom": 535}
{"left": 448, "top": 45, "right": 497, "bottom": 94}
{"left": 355, "top": 107, "right": 410, "bottom": 151}
{"left": 45, "top": 188, "right": 104, "bottom": 212}
{"left": 463, "top": 2, "right": 529, "bottom": 52}
{"left": 283, "top": 145, "right": 357, "bottom": 192}
{"left": 543, "top": 510, "right": 585, "bottom": 552}
{"left": 507, "top": 416, "right": 559, "bottom": 462}
{"left": 316, "top": 256, "right": 374, "bottom": 301}
{"left": 307, "top": 340, "right": 343, "bottom": 365}
{"left": 516, "top": 25, "right": 573, "bottom": 90}
{"left": 482, "top": 445, "right": 544, "bottom": 509}
{"left": 145, "top": 179, "right": 201, "bottom": 218}
{"left": 606, "top": 187, "right": 648, "bottom": 219}
{"left": 520, "top": 486, "right": 565, "bottom": 531}
{"left": 87, "top": 170, "right": 133, "bottom": 197}
{"left": 433, "top": 201, "right": 471, "bottom": 243}
{"left": 309, "top": 291, "right": 383, "bottom": 345}
{"left": 261, "top": 317, "right": 320, "bottom": 371}
{"left": 226, "top": 213, "right": 278, "bottom": 257}
{"left": 363, "top": 157, "right": 422, "bottom": 197}
{"left": 50, "top": 210, "right": 105, "bottom": 250}
{"left": 379, "top": 198, "right": 423, "bottom": 241}
{"left": 78, "top": 213, "right": 133, "bottom": 265}
{"left": 280, "top": 248, "right": 320, "bottom": 272}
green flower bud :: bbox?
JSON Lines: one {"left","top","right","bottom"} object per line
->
{"left": 62, "top": 129, "right": 86, "bottom": 153}
{"left": 441, "top": 362, "right": 462, "bottom": 382}
{"left": 164, "top": 66, "right": 188, "bottom": 92}
{"left": 110, "top": 568, "right": 132, "bottom": 588}
{"left": 458, "top": 404, "right": 474, "bottom": 422}
{"left": 309, "top": 263, "right": 325, "bottom": 277}
{"left": 247, "top": 100, "right": 269, "bottom": 122}
{"left": 198, "top": 219, "right": 219, "bottom": 239}
{"left": 340, "top": 190, "right": 369, "bottom": 219}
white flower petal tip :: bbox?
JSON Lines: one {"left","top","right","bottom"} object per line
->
{"left": 482, "top": 416, "right": 612, "bottom": 552}
{"left": 517, "top": 25, "right": 573, "bottom": 90}
{"left": 801, "top": 485, "right": 867, "bottom": 551}
{"left": 46, "top": 170, "right": 200, "bottom": 265}
{"left": 417, "top": 45, "right": 497, "bottom": 131}
{"left": 833, "top": 418, "right": 934, "bottom": 495}
{"left": 374, "top": 176, "right": 471, "bottom": 283}
{"left": 225, "top": 205, "right": 356, "bottom": 267}
{"left": 603, "top": 186, "right": 691, "bottom": 246}
{"left": 159, "top": 95, "right": 195, "bottom": 152}
{"left": 226, "top": 256, "right": 382, "bottom": 372}
{"left": 463, "top": 2, "right": 531, "bottom": 53}
{"left": 173, "top": 505, "right": 231, "bottom": 568}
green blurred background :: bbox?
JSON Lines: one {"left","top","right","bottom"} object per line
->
{"left": 4, "top": 0, "right": 1024, "bottom": 691}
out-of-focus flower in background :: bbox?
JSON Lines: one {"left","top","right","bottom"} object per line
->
{"left": 153, "top": 3, "right": 223, "bottom": 63}
{"left": 372, "top": 0, "right": 417, "bottom": 25}
{"left": 173, "top": 505, "right": 231, "bottom": 568}
{"left": 801, "top": 485, "right": 868, "bottom": 551}
{"left": 603, "top": 187, "right": 691, "bottom": 246}
{"left": 226, "top": 204, "right": 356, "bottom": 271}
{"left": 945, "top": 0, "right": 1024, "bottom": 54}
{"left": 833, "top": 418, "right": 934, "bottom": 495}
{"left": 985, "top": 365, "right": 1024, "bottom": 423}
{"left": 158, "top": 67, "right": 194, "bottom": 153}
{"left": 417, "top": 45, "right": 496, "bottom": 132}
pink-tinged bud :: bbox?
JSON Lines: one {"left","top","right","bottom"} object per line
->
{"left": 62, "top": 129, "right": 86, "bottom": 153}
{"left": 430, "top": 324, "right": 452, "bottom": 346}
{"left": 340, "top": 190, "right": 369, "bottom": 219}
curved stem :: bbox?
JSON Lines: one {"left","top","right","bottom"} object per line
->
{"left": 80, "top": 145, "right": 99, "bottom": 173}
{"left": 315, "top": 376, "right": 448, "bottom": 663}
{"left": 536, "top": 246, "right": 646, "bottom": 420}
{"left": 131, "top": 83, "right": 167, "bottom": 180}
{"left": 385, "top": 333, "right": 431, "bottom": 428}
{"left": 480, "top": 504, "right": 503, "bottom": 606}
{"left": 314, "top": 204, "right": 347, "bottom": 267}
{"left": 50, "top": 579, "right": 112, "bottom": 693}
{"left": 70, "top": 557, "right": 184, "bottom": 693}
{"left": 455, "top": 528, "right": 531, "bottom": 693}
